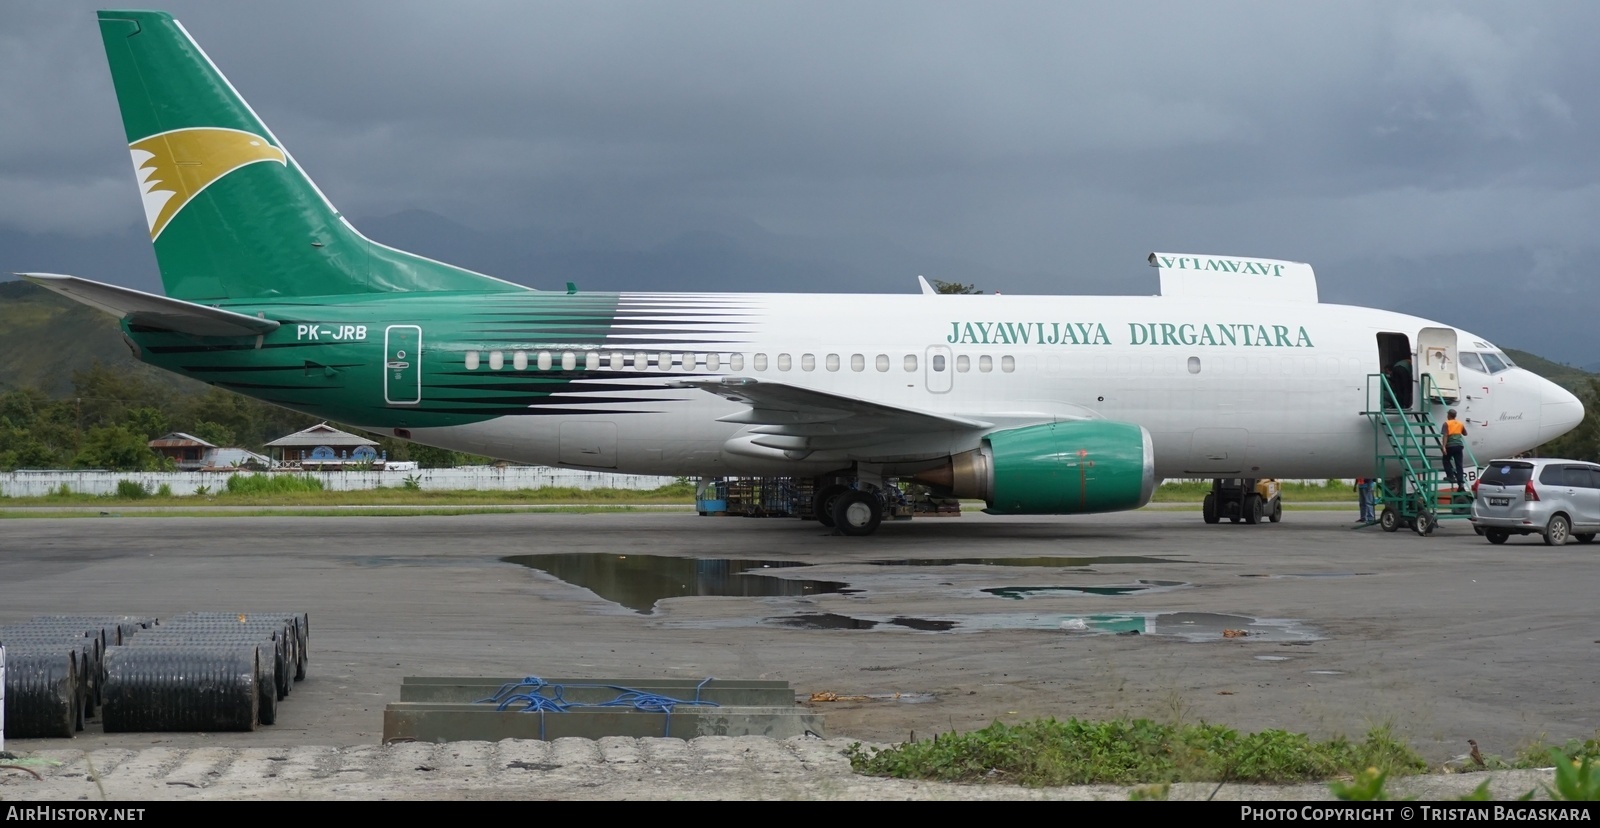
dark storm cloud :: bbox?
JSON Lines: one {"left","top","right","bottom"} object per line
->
{"left": 3, "top": 1, "right": 1599, "bottom": 364}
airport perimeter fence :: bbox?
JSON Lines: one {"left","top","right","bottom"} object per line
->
{"left": 0, "top": 467, "right": 679, "bottom": 498}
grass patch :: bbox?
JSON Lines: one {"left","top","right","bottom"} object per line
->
{"left": 0, "top": 482, "right": 697, "bottom": 507}
{"left": 0, "top": 505, "right": 674, "bottom": 519}
{"left": 845, "top": 718, "right": 1426, "bottom": 787}
{"left": 224, "top": 472, "right": 325, "bottom": 495}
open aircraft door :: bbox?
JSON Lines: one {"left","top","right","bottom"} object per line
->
{"left": 1417, "top": 327, "right": 1459, "bottom": 402}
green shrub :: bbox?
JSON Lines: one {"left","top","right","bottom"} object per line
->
{"left": 224, "top": 473, "right": 325, "bottom": 495}
{"left": 115, "top": 479, "right": 150, "bottom": 499}
{"left": 156, "top": 483, "right": 173, "bottom": 497}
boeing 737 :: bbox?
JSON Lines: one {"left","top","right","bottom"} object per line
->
{"left": 17, "top": 10, "right": 1586, "bottom": 535}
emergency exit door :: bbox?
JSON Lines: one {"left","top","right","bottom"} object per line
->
{"left": 384, "top": 324, "right": 422, "bottom": 405}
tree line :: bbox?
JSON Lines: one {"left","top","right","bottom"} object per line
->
{"left": 0, "top": 363, "right": 484, "bottom": 471}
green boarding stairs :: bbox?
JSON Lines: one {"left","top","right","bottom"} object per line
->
{"left": 1360, "top": 373, "right": 1478, "bottom": 535}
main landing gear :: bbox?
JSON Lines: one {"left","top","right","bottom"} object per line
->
{"left": 810, "top": 473, "right": 892, "bottom": 536}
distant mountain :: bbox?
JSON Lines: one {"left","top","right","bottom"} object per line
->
{"left": 0, "top": 280, "right": 205, "bottom": 396}
{"left": 1504, "top": 349, "right": 1599, "bottom": 394}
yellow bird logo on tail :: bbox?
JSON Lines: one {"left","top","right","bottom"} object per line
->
{"left": 129, "top": 127, "right": 286, "bottom": 240}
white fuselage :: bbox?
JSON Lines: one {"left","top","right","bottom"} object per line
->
{"left": 398, "top": 292, "right": 1584, "bottom": 481}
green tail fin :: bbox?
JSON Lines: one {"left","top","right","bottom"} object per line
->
{"left": 97, "top": 10, "right": 525, "bottom": 300}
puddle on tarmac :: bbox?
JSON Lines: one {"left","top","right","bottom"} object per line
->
{"left": 501, "top": 553, "right": 854, "bottom": 614}
{"left": 1254, "top": 655, "right": 1292, "bottom": 661}
{"left": 502, "top": 552, "right": 1192, "bottom": 614}
{"left": 1307, "top": 670, "right": 1344, "bottom": 675}
{"left": 744, "top": 610, "right": 1321, "bottom": 639}
{"left": 983, "top": 580, "right": 1188, "bottom": 599}
{"left": 1238, "top": 573, "right": 1374, "bottom": 579}
{"left": 771, "top": 614, "right": 957, "bottom": 632}
{"left": 868, "top": 556, "right": 1185, "bottom": 567}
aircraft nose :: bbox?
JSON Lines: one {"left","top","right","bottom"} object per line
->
{"left": 1539, "top": 380, "right": 1585, "bottom": 443}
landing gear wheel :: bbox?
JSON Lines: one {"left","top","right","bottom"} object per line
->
{"left": 1242, "top": 493, "right": 1262, "bottom": 525}
{"left": 1412, "top": 510, "right": 1435, "bottom": 536}
{"left": 813, "top": 484, "right": 849, "bottom": 528}
{"left": 1269, "top": 499, "right": 1283, "bottom": 523}
{"left": 1202, "top": 493, "right": 1219, "bottom": 524}
{"left": 1380, "top": 506, "right": 1400, "bottom": 533}
{"left": 1485, "top": 529, "right": 1510, "bottom": 545}
{"left": 831, "top": 490, "right": 883, "bottom": 537}
{"left": 1543, "top": 514, "right": 1571, "bottom": 546}
{"left": 1576, "top": 533, "right": 1595, "bottom": 544}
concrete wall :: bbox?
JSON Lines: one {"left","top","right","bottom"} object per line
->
{"left": 0, "top": 467, "right": 680, "bottom": 498}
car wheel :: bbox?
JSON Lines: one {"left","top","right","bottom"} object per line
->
{"left": 1202, "top": 493, "right": 1219, "bottom": 524}
{"left": 1380, "top": 506, "right": 1400, "bottom": 533}
{"left": 1485, "top": 529, "right": 1509, "bottom": 545}
{"left": 1269, "top": 499, "right": 1283, "bottom": 523}
{"left": 831, "top": 490, "right": 883, "bottom": 537}
{"left": 1543, "top": 514, "right": 1571, "bottom": 546}
{"left": 1574, "top": 533, "right": 1595, "bottom": 544}
{"left": 1242, "top": 493, "right": 1262, "bottom": 525}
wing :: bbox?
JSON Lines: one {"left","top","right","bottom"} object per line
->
{"left": 16, "top": 272, "right": 280, "bottom": 337}
{"left": 676, "top": 377, "right": 992, "bottom": 454}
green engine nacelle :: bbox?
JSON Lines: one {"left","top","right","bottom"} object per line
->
{"left": 921, "top": 421, "right": 1155, "bottom": 515}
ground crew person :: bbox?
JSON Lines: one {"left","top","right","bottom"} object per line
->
{"left": 1443, "top": 409, "right": 1469, "bottom": 490}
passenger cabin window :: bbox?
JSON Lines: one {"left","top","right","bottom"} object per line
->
{"left": 903, "top": 354, "right": 918, "bottom": 372}
{"left": 826, "top": 354, "right": 840, "bottom": 372}
{"left": 979, "top": 355, "right": 993, "bottom": 373}
{"left": 778, "top": 354, "right": 792, "bottom": 371}
{"left": 489, "top": 350, "right": 504, "bottom": 371}
{"left": 731, "top": 354, "right": 745, "bottom": 371}
{"left": 932, "top": 354, "right": 946, "bottom": 372}
{"left": 1001, "top": 355, "right": 1016, "bottom": 373}
{"left": 562, "top": 352, "right": 577, "bottom": 371}
{"left": 754, "top": 353, "right": 768, "bottom": 371}
{"left": 658, "top": 352, "right": 673, "bottom": 371}
{"left": 802, "top": 354, "right": 816, "bottom": 371}
{"left": 465, "top": 351, "right": 480, "bottom": 370}
{"left": 956, "top": 355, "right": 970, "bottom": 372}
{"left": 536, "top": 351, "right": 551, "bottom": 371}
{"left": 514, "top": 351, "right": 529, "bottom": 371}
{"left": 851, "top": 354, "right": 865, "bottom": 372}
{"left": 707, "top": 353, "right": 721, "bottom": 371}
{"left": 876, "top": 355, "right": 890, "bottom": 372}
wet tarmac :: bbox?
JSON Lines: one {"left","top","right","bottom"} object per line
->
{"left": 2, "top": 509, "right": 1598, "bottom": 778}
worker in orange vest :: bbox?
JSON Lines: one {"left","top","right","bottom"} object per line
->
{"left": 1442, "top": 409, "right": 1469, "bottom": 490}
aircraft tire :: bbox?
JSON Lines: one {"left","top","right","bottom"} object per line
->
{"left": 1202, "top": 493, "right": 1219, "bottom": 524}
{"left": 832, "top": 491, "right": 883, "bottom": 537}
{"left": 814, "top": 484, "right": 849, "bottom": 528}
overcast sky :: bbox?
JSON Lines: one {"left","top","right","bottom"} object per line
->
{"left": 5, "top": 1, "right": 1599, "bottom": 367}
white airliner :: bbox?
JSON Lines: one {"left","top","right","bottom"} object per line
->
{"left": 19, "top": 10, "right": 1587, "bottom": 535}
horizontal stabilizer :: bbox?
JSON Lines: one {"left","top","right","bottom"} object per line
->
{"left": 15, "top": 273, "right": 280, "bottom": 337}
{"left": 1149, "top": 252, "right": 1318, "bottom": 303}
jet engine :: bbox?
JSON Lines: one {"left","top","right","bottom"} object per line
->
{"left": 914, "top": 421, "right": 1156, "bottom": 514}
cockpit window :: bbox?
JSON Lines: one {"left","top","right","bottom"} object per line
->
{"left": 1480, "top": 352, "right": 1508, "bottom": 373}
{"left": 1460, "top": 352, "right": 1486, "bottom": 373}
{"left": 1495, "top": 351, "right": 1516, "bottom": 368}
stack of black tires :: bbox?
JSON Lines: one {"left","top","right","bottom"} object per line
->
{"left": 1, "top": 612, "right": 309, "bottom": 738}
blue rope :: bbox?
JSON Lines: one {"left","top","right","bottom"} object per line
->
{"left": 474, "top": 676, "right": 722, "bottom": 737}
